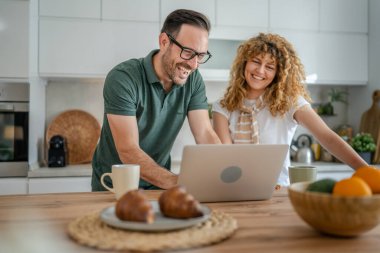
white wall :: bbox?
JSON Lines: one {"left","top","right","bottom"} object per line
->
{"left": 45, "top": 79, "right": 104, "bottom": 128}
{"left": 347, "top": 0, "right": 379, "bottom": 133}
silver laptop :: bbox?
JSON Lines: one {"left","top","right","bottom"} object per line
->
{"left": 178, "top": 144, "right": 288, "bottom": 202}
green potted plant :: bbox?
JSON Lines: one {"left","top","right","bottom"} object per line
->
{"left": 350, "top": 133, "right": 376, "bottom": 164}
{"left": 318, "top": 88, "right": 348, "bottom": 115}
{"left": 327, "top": 88, "right": 348, "bottom": 115}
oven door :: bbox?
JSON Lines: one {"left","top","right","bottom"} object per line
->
{"left": 0, "top": 102, "right": 29, "bottom": 177}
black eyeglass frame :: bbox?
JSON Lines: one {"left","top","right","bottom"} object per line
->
{"left": 165, "top": 32, "right": 212, "bottom": 64}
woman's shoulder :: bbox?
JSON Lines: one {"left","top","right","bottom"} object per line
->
{"left": 295, "top": 95, "right": 310, "bottom": 108}
{"left": 280, "top": 95, "right": 310, "bottom": 118}
{"left": 212, "top": 98, "right": 224, "bottom": 111}
{"left": 212, "top": 98, "right": 233, "bottom": 118}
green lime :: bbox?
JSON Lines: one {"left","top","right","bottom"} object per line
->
{"left": 306, "top": 178, "right": 337, "bottom": 193}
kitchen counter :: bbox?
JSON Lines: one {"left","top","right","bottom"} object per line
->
{"left": 1, "top": 189, "right": 380, "bottom": 252}
{"left": 292, "top": 161, "right": 356, "bottom": 172}
{"left": 28, "top": 163, "right": 93, "bottom": 178}
{"left": 27, "top": 162, "right": 379, "bottom": 178}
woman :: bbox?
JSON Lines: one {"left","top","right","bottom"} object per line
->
{"left": 212, "top": 33, "right": 367, "bottom": 186}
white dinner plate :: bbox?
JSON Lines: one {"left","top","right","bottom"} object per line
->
{"left": 100, "top": 200, "right": 211, "bottom": 232}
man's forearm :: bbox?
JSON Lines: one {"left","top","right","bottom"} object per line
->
{"left": 118, "top": 146, "right": 178, "bottom": 189}
{"left": 188, "top": 110, "right": 221, "bottom": 144}
{"left": 195, "top": 127, "right": 221, "bottom": 144}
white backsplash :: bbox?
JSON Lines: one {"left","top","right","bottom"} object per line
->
{"left": 45, "top": 80, "right": 349, "bottom": 162}
{"left": 45, "top": 79, "right": 105, "bottom": 129}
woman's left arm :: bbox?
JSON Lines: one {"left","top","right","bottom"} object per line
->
{"left": 294, "top": 105, "right": 368, "bottom": 169}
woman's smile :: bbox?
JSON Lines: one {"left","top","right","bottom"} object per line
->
{"left": 244, "top": 53, "right": 277, "bottom": 97}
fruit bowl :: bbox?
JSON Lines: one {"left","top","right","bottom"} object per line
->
{"left": 288, "top": 181, "right": 380, "bottom": 237}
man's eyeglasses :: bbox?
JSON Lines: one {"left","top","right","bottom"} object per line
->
{"left": 165, "top": 33, "right": 212, "bottom": 64}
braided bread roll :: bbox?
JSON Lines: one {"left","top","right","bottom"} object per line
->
{"left": 115, "top": 190, "right": 154, "bottom": 223}
{"left": 159, "top": 185, "right": 203, "bottom": 219}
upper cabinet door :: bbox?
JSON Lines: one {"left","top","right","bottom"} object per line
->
{"left": 212, "top": 0, "right": 268, "bottom": 40}
{"left": 320, "top": 0, "right": 368, "bottom": 33}
{"left": 271, "top": 30, "right": 319, "bottom": 82}
{"left": 39, "top": 19, "right": 109, "bottom": 76}
{"left": 216, "top": 0, "right": 268, "bottom": 28}
{"left": 0, "top": 0, "right": 28, "bottom": 79}
{"left": 39, "top": 19, "right": 159, "bottom": 77}
{"left": 39, "top": 0, "right": 101, "bottom": 19}
{"left": 102, "top": 0, "right": 159, "bottom": 22}
{"left": 161, "top": 0, "right": 216, "bottom": 26}
{"left": 270, "top": 0, "right": 319, "bottom": 31}
{"left": 316, "top": 33, "right": 368, "bottom": 84}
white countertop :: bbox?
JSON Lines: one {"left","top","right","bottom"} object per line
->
{"left": 291, "top": 161, "right": 355, "bottom": 172}
{"left": 28, "top": 161, "right": 379, "bottom": 178}
{"left": 28, "top": 164, "right": 92, "bottom": 178}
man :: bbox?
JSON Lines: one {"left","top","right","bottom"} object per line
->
{"left": 92, "top": 9, "right": 221, "bottom": 191}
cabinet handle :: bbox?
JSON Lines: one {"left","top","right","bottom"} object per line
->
{"left": 0, "top": 104, "right": 15, "bottom": 111}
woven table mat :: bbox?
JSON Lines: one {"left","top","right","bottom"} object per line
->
{"left": 67, "top": 211, "right": 237, "bottom": 252}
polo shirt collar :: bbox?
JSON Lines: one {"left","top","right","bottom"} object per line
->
{"left": 143, "top": 50, "right": 160, "bottom": 84}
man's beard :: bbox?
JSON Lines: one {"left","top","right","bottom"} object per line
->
{"left": 162, "top": 50, "right": 192, "bottom": 86}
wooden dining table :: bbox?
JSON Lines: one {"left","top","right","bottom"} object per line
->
{"left": 1, "top": 188, "right": 379, "bottom": 253}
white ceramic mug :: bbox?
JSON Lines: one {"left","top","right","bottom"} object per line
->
{"left": 289, "top": 166, "right": 317, "bottom": 184}
{"left": 100, "top": 164, "right": 140, "bottom": 199}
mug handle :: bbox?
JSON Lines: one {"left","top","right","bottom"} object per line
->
{"left": 100, "top": 173, "right": 115, "bottom": 193}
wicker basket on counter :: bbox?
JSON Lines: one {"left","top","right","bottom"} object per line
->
{"left": 46, "top": 109, "right": 101, "bottom": 165}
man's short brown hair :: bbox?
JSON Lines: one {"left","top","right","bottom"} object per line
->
{"left": 161, "top": 9, "right": 211, "bottom": 37}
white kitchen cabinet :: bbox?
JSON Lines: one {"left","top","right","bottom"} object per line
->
{"left": 36, "top": 0, "right": 369, "bottom": 84}
{"left": 39, "top": 18, "right": 159, "bottom": 77}
{"left": 0, "top": 0, "right": 28, "bottom": 79}
{"left": 39, "top": 0, "right": 101, "bottom": 19}
{"left": 212, "top": 0, "right": 268, "bottom": 40}
{"left": 212, "top": 30, "right": 368, "bottom": 85}
{"left": 0, "top": 178, "right": 28, "bottom": 195}
{"left": 216, "top": 0, "right": 268, "bottom": 27}
{"left": 269, "top": 0, "right": 319, "bottom": 31}
{"left": 161, "top": 0, "right": 215, "bottom": 26}
{"left": 28, "top": 177, "right": 91, "bottom": 193}
{"left": 316, "top": 33, "right": 368, "bottom": 84}
{"left": 102, "top": 0, "right": 159, "bottom": 22}
{"left": 320, "top": 0, "right": 368, "bottom": 33}
{"left": 271, "top": 31, "right": 319, "bottom": 82}
{"left": 39, "top": 18, "right": 112, "bottom": 77}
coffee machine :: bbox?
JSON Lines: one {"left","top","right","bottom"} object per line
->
{"left": 48, "top": 135, "right": 67, "bottom": 167}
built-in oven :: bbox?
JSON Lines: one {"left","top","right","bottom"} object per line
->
{"left": 0, "top": 83, "right": 29, "bottom": 177}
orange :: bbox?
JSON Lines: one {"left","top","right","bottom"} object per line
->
{"left": 352, "top": 166, "right": 380, "bottom": 193}
{"left": 332, "top": 177, "right": 372, "bottom": 197}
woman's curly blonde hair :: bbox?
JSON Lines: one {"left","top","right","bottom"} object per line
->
{"left": 220, "top": 33, "right": 311, "bottom": 116}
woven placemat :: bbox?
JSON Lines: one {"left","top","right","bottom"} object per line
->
{"left": 67, "top": 211, "right": 237, "bottom": 252}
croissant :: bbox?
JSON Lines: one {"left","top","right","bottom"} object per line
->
{"left": 159, "top": 185, "right": 203, "bottom": 219}
{"left": 115, "top": 190, "right": 154, "bottom": 223}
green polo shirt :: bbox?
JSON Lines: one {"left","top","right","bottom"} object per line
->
{"left": 92, "top": 50, "right": 208, "bottom": 190}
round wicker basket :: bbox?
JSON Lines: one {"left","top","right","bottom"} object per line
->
{"left": 288, "top": 182, "right": 380, "bottom": 237}
{"left": 46, "top": 110, "right": 101, "bottom": 165}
